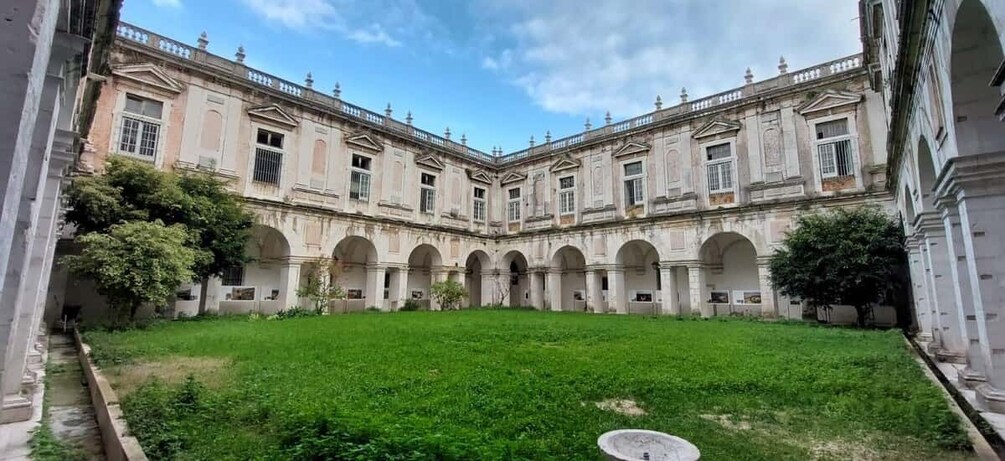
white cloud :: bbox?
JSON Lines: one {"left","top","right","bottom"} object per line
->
{"left": 476, "top": 0, "right": 862, "bottom": 118}
{"left": 240, "top": 0, "right": 436, "bottom": 48}
{"left": 152, "top": 0, "right": 182, "bottom": 8}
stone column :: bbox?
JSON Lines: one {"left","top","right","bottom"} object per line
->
{"left": 756, "top": 257, "right": 778, "bottom": 318}
{"left": 393, "top": 266, "right": 409, "bottom": 311}
{"left": 366, "top": 265, "right": 386, "bottom": 311}
{"left": 940, "top": 202, "right": 988, "bottom": 387}
{"left": 203, "top": 276, "right": 223, "bottom": 314}
{"left": 918, "top": 238, "right": 945, "bottom": 351}
{"left": 585, "top": 268, "right": 603, "bottom": 313}
{"left": 608, "top": 268, "right": 626, "bottom": 314}
{"left": 686, "top": 263, "right": 709, "bottom": 318}
{"left": 547, "top": 269, "right": 562, "bottom": 311}
{"left": 918, "top": 216, "right": 968, "bottom": 363}
{"left": 276, "top": 262, "right": 301, "bottom": 314}
{"left": 529, "top": 270, "right": 544, "bottom": 310}
{"left": 659, "top": 264, "right": 679, "bottom": 315}
{"left": 480, "top": 270, "right": 497, "bottom": 307}
{"left": 906, "top": 240, "right": 935, "bottom": 342}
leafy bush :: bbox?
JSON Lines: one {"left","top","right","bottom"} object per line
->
{"left": 430, "top": 280, "right": 466, "bottom": 310}
{"left": 274, "top": 307, "right": 319, "bottom": 320}
{"left": 399, "top": 299, "right": 422, "bottom": 312}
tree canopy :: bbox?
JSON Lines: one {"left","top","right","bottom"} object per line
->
{"left": 430, "top": 280, "right": 466, "bottom": 311}
{"left": 768, "top": 207, "right": 906, "bottom": 327}
{"left": 64, "top": 157, "right": 254, "bottom": 316}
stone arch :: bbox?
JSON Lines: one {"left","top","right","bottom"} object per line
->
{"left": 217, "top": 224, "right": 291, "bottom": 314}
{"left": 331, "top": 236, "right": 378, "bottom": 311}
{"left": 950, "top": 0, "right": 1005, "bottom": 158}
{"left": 614, "top": 240, "right": 661, "bottom": 314}
{"left": 550, "top": 246, "right": 587, "bottom": 311}
{"left": 699, "top": 232, "right": 759, "bottom": 315}
{"left": 465, "top": 250, "right": 492, "bottom": 307}
{"left": 501, "top": 250, "right": 530, "bottom": 307}
{"left": 917, "top": 135, "right": 939, "bottom": 211}
{"left": 407, "top": 244, "right": 443, "bottom": 309}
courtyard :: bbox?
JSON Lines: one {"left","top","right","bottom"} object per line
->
{"left": 84, "top": 311, "right": 972, "bottom": 460}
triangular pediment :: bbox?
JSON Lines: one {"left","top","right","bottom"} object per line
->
{"left": 797, "top": 90, "right": 863, "bottom": 115}
{"left": 466, "top": 169, "right": 493, "bottom": 184}
{"left": 550, "top": 154, "right": 581, "bottom": 172}
{"left": 111, "top": 64, "right": 185, "bottom": 94}
{"left": 692, "top": 119, "right": 741, "bottom": 139}
{"left": 612, "top": 141, "right": 651, "bottom": 158}
{"left": 500, "top": 171, "right": 527, "bottom": 185}
{"left": 415, "top": 153, "right": 445, "bottom": 171}
{"left": 248, "top": 104, "right": 299, "bottom": 128}
{"left": 345, "top": 133, "right": 383, "bottom": 152}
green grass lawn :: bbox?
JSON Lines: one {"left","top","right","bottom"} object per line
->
{"left": 83, "top": 311, "right": 974, "bottom": 460}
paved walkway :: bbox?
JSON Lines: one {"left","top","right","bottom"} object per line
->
{"left": 45, "top": 333, "right": 105, "bottom": 460}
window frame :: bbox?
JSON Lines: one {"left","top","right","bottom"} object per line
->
{"left": 472, "top": 187, "right": 487, "bottom": 222}
{"left": 221, "top": 265, "right": 245, "bottom": 287}
{"left": 507, "top": 187, "right": 522, "bottom": 223}
{"left": 349, "top": 153, "right": 373, "bottom": 202}
{"left": 419, "top": 172, "right": 437, "bottom": 215}
{"left": 252, "top": 128, "right": 285, "bottom": 186}
{"left": 117, "top": 93, "right": 165, "bottom": 161}
{"left": 812, "top": 116, "right": 857, "bottom": 181}
{"left": 622, "top": 161, "right": 645, "bottom": 208}
{"left": 702, "top": 141, "right": 736, "bottom": 195}
{"left": 558, "top": 175, "right": 576, "bottom": 216}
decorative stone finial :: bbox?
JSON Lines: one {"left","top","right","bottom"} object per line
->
{"left": 778, "top": 56, "right": 788, "bottom": 74}
{"left": 461, "top": 133, "right": 467, "bottom": 145}
{"left": 654, "top": 95, "right": 663, "bottom": 110}
{"left": 529, "top": 135, "right": 535, "bottom": 147}
{"left": 405, "top": 111, "right": 413, "bottom": 125}
{"left": 744, "top": 68, "right": 754, "bottom": 84}
{"left": 305, "top": 72, "right": 314, "bottom": 88}
{"left": 445, "top": 127, "right": 451, "bottom": 139}
{"left": 235, "top": 45, "right": 246, "bottom": 63}
{"left": 680, "top": 87, "right": 688, "bottom": 103}
{"left": 333, "top": 82, "right": 341, "bottom": 98}
{"left": 385, "top": 103, "right": 393, "bottom": 118}
{"left": 605, "top": 111, "right": 612, "bottom": 125}
{"left": 545, "top": 130, "right": 552, "bottom": 143}
{"left": 197, "top": 32, "right": 208, "bottom": 50}
{"left": 585, "top": 117, "right": 592, "bottom": 130}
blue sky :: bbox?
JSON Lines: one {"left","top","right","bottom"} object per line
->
{"left": 133, "top": 0, "right": 862, "bottom": 155}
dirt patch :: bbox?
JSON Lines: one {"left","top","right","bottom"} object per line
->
{"left": 806, "top": 438, "right": 881, "bottom": 461}
{"left": 699, "top": 413, "right": 753, "bottom": 431}
{"left": 108, "top": 356, "right": 231, "bottom": 397}
{"left": 595, "top": 399, "right": 646, "bottom": 416}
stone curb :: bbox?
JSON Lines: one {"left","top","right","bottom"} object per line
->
{"left": 73, "top": 329, "right": 149, "bottom": 461}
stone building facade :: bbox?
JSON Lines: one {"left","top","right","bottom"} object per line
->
{"left": 860, "top": 0, "right": 1005, "bottom": 413}
{"left": 52, "top": 21, "right": 897, "bottom": 327}
{"left": 0, "top": 0, "right": 120, "bottom": 424}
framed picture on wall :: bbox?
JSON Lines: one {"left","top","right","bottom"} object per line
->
{"left": 573, "top": 290, "right": 585, "bottom": 301}
{"left": 743, "top": 291, "right": 762, "bottom": 304}
{"left": 411, "top": 290, "right": 425, "bottom": 300}
{"left": 231, "top": 287, "right": 255, "bottom": 301}
{"left": 347, "top": 289, "right": 363, "bottom": 299}
{"left": 634, "top": 291, "right": 653, "bottom": 302}
{"left": 709, "top": 291, "right": 729, "bottom": 304}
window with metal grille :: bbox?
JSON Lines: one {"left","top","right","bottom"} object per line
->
{"left": 119, "top": 95, "right": 163, "bottom": 159}
{"left": 221, "top": 266, "right": 245, "bottom": 286}
{"left": 253, "top": 148, "right": 282, "bottom": 185}
{"left": 705, "top": 143, "right": 734, "bottom": 193}
{"left": 507, "top": 188, "right": 521, "bottom": 222}
{"left": 558, "top": 176, "right": 575, "bottom": 215}
{"left": 420, "top": 173, "right": 436, "bottom": 214}
{"left": 473, "top": 187, "right": 486, "bottom": 222}
{"left": 623, "top": 162, "right": 644, "bottom": 207}
{"left": 350, "top": 154, "right": 372, "bottom": 201}
{"left": 815, "top": 119, "right": 855, "bottom": 178}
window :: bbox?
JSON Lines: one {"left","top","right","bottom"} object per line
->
{"left": 507, "top": 188, "right": 521, "bottom": 222}
{"left": 705, "top": 143, "right": 734, "bottom": 194}
{"left": 623, "top": 162, "right": 644, "bottom": 207}
{"left": 473, "top": 187, "right": 486, "bottom": 222}
{"left": 420, "top": 173, "right": 436, "bottom": 214}
{"left": 815, "top": 119, "right": 854, "bottom": 178}
{"left": 557, "top": 176, "right": 576, "bottom": 215}
{"left": 119, "top": 95, "right": 163, "bottom": 158}
{"left": 253, "top": 129, "right": 284, "bottom": 185}
{"left": 350, "top": 154, "right": 372, "bottom": 201}
{"left": 221, "top": 266, "right": 245, "bottom": 286}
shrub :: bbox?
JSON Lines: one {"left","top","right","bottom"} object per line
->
{"left": 400, "top": 299, "right": 422, "bottom": 312}
{"left": 274, "top": 307, "right": 318, "bottom": 320}
{"left": 430, "top": 280, "right": 466, "bottom": 311}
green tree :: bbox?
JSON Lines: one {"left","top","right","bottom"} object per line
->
{"left": 296, "top": 257, "right": 346, "bottom": 314}
{"left": 769, "top": 207, "right": 907, "bottom": 327}
{"left": 430, "top": 280, "right": 467, "bottom": 311}
{"left": 64, "top": 221, "right": 198, "bottom": 320}
{"left": 65, "top": 157, "right": 254, "bottom": 315}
